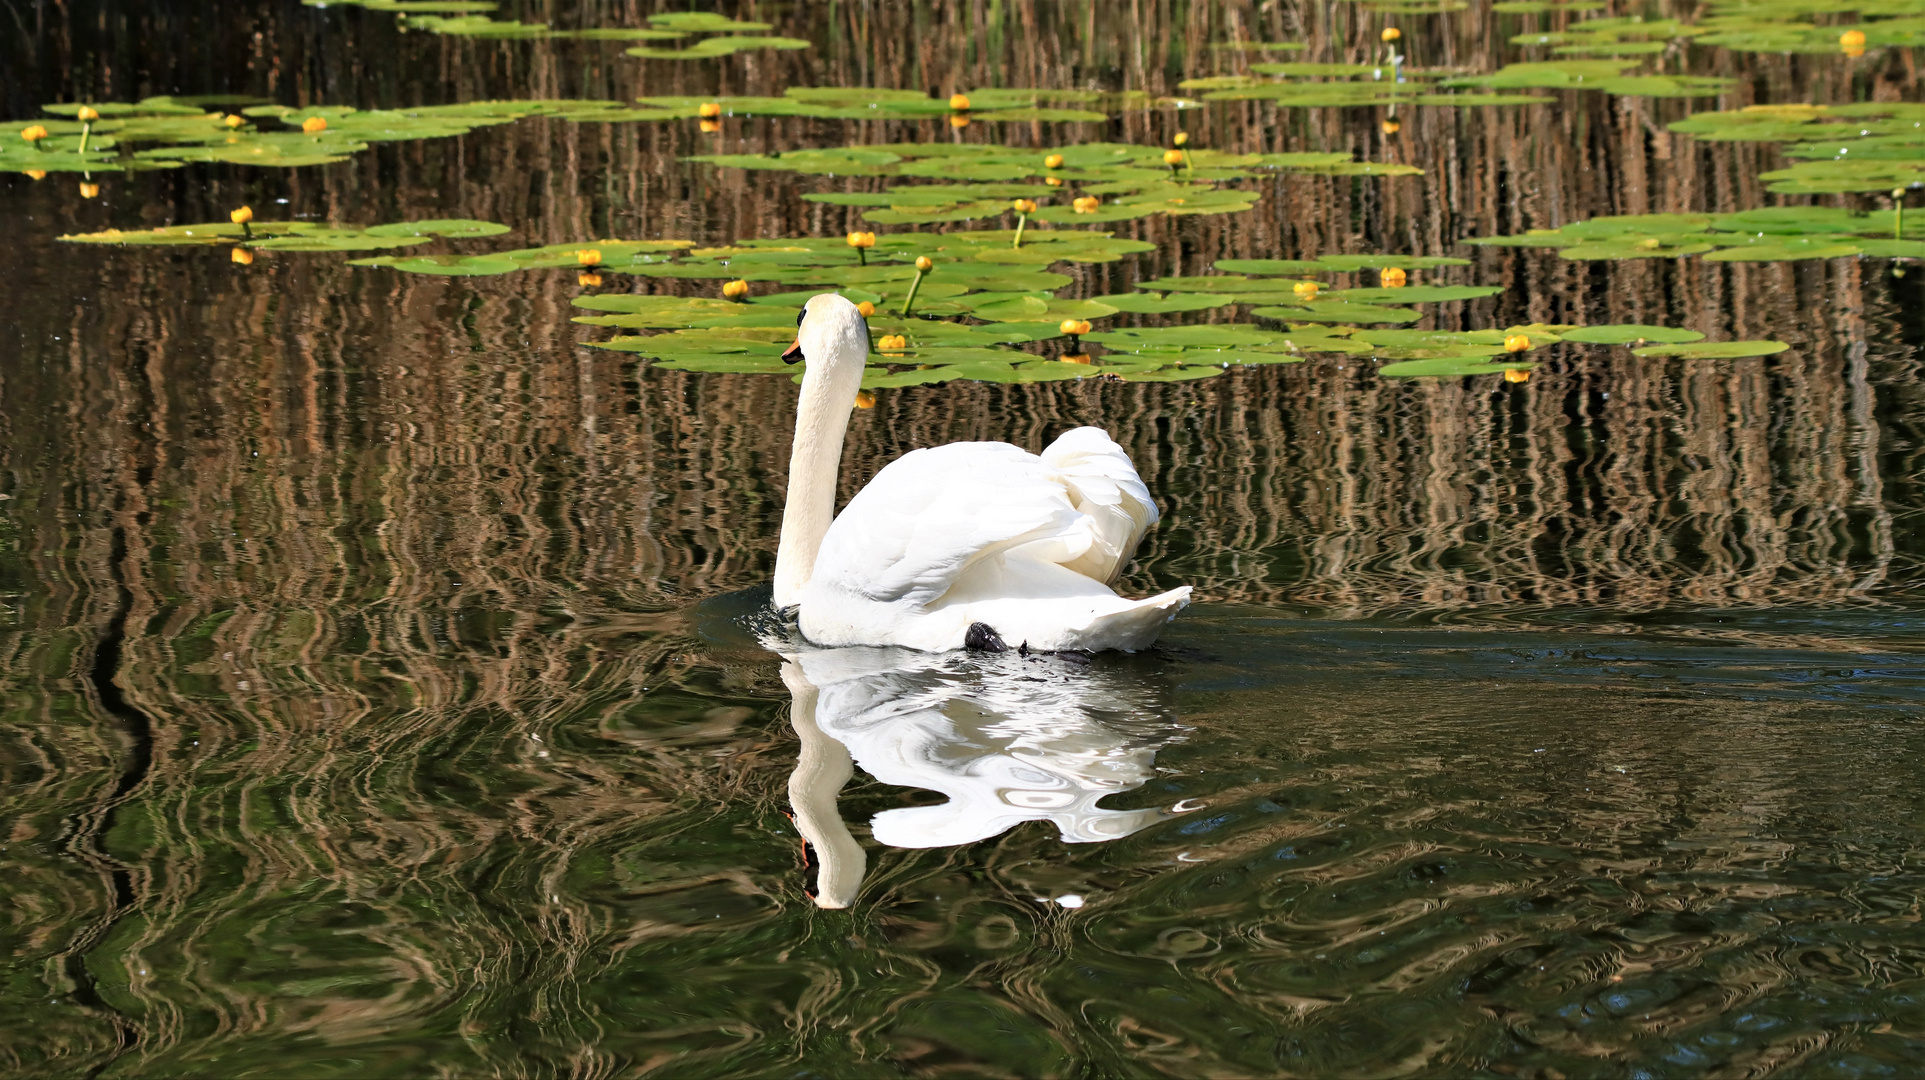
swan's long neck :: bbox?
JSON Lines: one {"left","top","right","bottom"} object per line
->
{"left": 773, "top": 302, "right": 867, "bottom": 608}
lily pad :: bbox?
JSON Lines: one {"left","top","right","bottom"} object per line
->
{"left": 1091, "top": 293, "right": 1235, "bottom": 314}
{"left": 1557, "top": 325, "right": 1707, "bottom": 345}
{"left": 1630, "top": 340, "right": 1792, "bottom": 358}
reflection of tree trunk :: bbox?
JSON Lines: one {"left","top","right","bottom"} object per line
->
{"left": 781, "top": 661, "right": 865, "bottom": 910}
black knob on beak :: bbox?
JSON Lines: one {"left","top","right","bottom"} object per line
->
{"left": 782, "top": 340, "right": 805, "bottom": 364}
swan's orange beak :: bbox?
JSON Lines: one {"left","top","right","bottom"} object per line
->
{"left": 782, "top": 340, "right": 804, "bottom": 364}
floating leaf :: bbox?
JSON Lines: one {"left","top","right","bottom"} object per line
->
{"left": 1091, "top": 292, "right": 1235, "bottom": 313}
{"left": 1442, "top": 60, "right": 1734, "bottom": 97}
{"left": 59, "top": 218, "right": 513, "bottom": 252}
{"left": 1379, "top": 358, "right": 1536, "bottom": 377}
{"left": 1250, "top": 301, "right": 1423, "bottom": 324}
{"left": 1558, "top": 324, "right": 1707, "bottom": 344}
{"left": 1630, "top": 340, "right": 1792, "bottom": 358}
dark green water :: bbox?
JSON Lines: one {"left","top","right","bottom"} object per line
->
{"left": 7, "top": 1, "right": 1925, "bottom": 1076}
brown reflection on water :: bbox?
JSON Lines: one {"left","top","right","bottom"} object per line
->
{"left": 4, "top": 1, "right": 1925, "bottom": 1074}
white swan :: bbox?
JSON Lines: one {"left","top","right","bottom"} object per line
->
{"left": 773, "top": 293, "right": 1191, "bottom": 653}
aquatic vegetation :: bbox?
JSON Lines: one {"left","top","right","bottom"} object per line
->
{"left": 1185, "top": 50, "right": 1732, "bottom": 105}
{"left": 5, "top": 91, "right": 1179, "bottom": 177}
{"left": 1520, "top": 2, "right": 1925, "bottom": 57}
{"left": 1467, "top": 208, "right": 1925, "bottom": 260}
{"left": 638, "top": 87, "right": 1142, "bottom": 122}
{"left": 1668, "top": 103, "right": 1925, "bottom": 194}
{"left": 1441, "top": 59, "right": 1732, "bottom": 97}
{"left": 58, "top": 218, "right": 510, "bottom": 251}
{"left": 698, "top": 142, "right": 1416, "bottom": 227}
{"left": 56, "top": 207, "right": 1784, "bottom": 385}
{"left": 303, "top": 2, "right": 808, "bottom": 55}
{"left": 4, "top": 97, "right": 678, "bottom": 173}
{"left": 1182, "top": 68, "right": 1544, "bottom": 107}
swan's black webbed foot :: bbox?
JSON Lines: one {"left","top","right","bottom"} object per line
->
{"left": 964, "top": 623, "right": 1007, "bottom": 652}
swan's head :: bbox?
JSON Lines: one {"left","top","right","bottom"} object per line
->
{"left": 782, "top": 293, "right": 871, "bottom": 372}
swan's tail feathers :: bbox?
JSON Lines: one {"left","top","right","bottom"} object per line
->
{"left": 1076, "top": 586, "right": 1192, "bottom": 652}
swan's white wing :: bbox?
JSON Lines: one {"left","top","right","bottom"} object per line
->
{"left": 1039, "top": 427, "right": 1159, "bottom": 585}
{"left": 810, "top": 442, "right": 1088, "bottom": 606}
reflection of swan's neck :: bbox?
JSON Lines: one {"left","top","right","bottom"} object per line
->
{"left": 782, "top": 660, "right": 865, "bottom": 909}
{"left": 772, "top": 303, "right": 866, "bottom": 609}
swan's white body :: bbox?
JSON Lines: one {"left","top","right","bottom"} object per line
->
{"left": 773, "top": 294, "right": 1190, "bottom": 653}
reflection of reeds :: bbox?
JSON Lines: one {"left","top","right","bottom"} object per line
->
{"left": 3, "top": 1, "right": 1923, "bottom": 1072}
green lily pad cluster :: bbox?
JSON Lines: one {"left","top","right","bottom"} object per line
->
{"left": 1440, "top": 59, "right": 1732, "bottom": 98}
{"left": 1180, "top": 66, "right": 1544, "bottom": 108}
{"left": 1181, "top": 53, "right": 1731, "bottom": 105}
{"left": 6, "top": 91, "right": 1180, "bottom": 178}
{"left": 637, "top": 87, "right": 1147, "bottom": 123}
{"left": 303, "top": 1, "right": 809, "bottom": 56}
{"left": 1667, "top": 102, "right": 1925, "bottom": 194}
{"left": 693, "top": 141, "right": 1417, "bottom": 228}
{"left": 1511, "top": 4, "right": 1925, "bottom": 56}
{"left": 58, "top": 218, "right": 511, "bottom": 251}
{"left": 1466, "top": 208, "right": 1924, "bottom": 261}
{"left": 51, "top": 208, "right": 1792, "bottom": 382}
{"left": 5, "top": 97, "right": 683, "bottom": 173}
{"left": 538, "top": 236, "right": 1769, "bottom": 382}
{"left": 1492, "top": 0, "right": 1609, "bottom": 14}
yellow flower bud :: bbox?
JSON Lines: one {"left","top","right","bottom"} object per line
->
{"left": 1173, "top": 132, "right": 1189, "bottom": 147}
{"left": 1379, "top": 267, "right": 1407, "bottom": 288}
{"left": 231, "top": 247, "right": 254, "bottom": 265}
{"left": 949, "top": 94, "right": 971, "bottom": 111}
{"left": 1045, "top": 176, "right": 1064, "bottom": 186}
{"left": 1072, "top": 196, "right": 1100, "bottom": 213}
{"left": 79, "top": 182, "right": 99, "bottom": 198}
{"left": 846, "top": 231, "right": 875, "bottom": 249}
{"left": 1011, "top": 199, "right": 1037, "bottom": 213}
{"left": 699, "top": 119, "right": 721, "bottom": 133}
{"left": 915, "top": 256, "right": 934, "bottom": 272}
{"left": 1044, "top": 154, "right": 1065, "bottom": 169}
{"left": 20, "top": 124, "right": 48, "bottom": 142}
{"left": 1503, "top": 368, "right": 1531, "bottom": 383}
{"left": 578, "top": 272, "right": 602, "bottom": 287}
{"left": 722, "top": 279, "right": 749, "bottom": 300}
{"left": 1292, "top": 280, "right": 1320, "bottom": 297}
{"left": 1163, "top": 149, "right": 1185, "bottom": 166}
{"left": 854, "top": 389, "right": 877, "bottom": 409}
{"left": 698, "top": 101, "right": 723, "bottom": 118}
{"left": 1840, "top": 29, "right": 1867, "bottom": 48}
{"left": 301, "top": 116, "right": 328, "bottom": 134}
{"left": 856, "top": 301, "right": 876, "bottom": 317}
{"left": 24, "top": 169, "right": 46, "bottom": 180}
{"left": 76, "top": 106, "right": 100, "bottom": 122}
{"left": 1060, "top": 319, "right": 1093, "bottom": 335}
{"left": 1381, "top": 27, "right": 1401, "bottom": 42}
{"left": 576, "top": 249, "right": 602, "bottom": 266}
{"left": 878, "top": 334, "right": 908, "bottom": 350}
{"left": 230, "top": 205, "right": 254, "bottom": 225}
{"left": 1504, "top": 334, "right": 1531, "bottom": 353}
{"left": 224, "top": 114, "right": 245, "bottom": 128}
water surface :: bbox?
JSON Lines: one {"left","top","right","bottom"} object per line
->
{"left": 5, "top": 2, "right": 1925, "bottom": 1076}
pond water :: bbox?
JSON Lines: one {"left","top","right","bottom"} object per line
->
{"left": 6, "top": 1, "right": 1925, "bottom": 1076}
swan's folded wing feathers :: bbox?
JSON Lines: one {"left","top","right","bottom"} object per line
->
{"left": 1041, "top": 427, "right": 1159, "bottom": 584}
{"left": 813, "top": 444, "right": 1082, "bottom": 605}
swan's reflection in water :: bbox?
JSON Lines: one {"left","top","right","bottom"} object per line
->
{"left": 782, "top": 647, "right": 1186, "bottom": 908}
